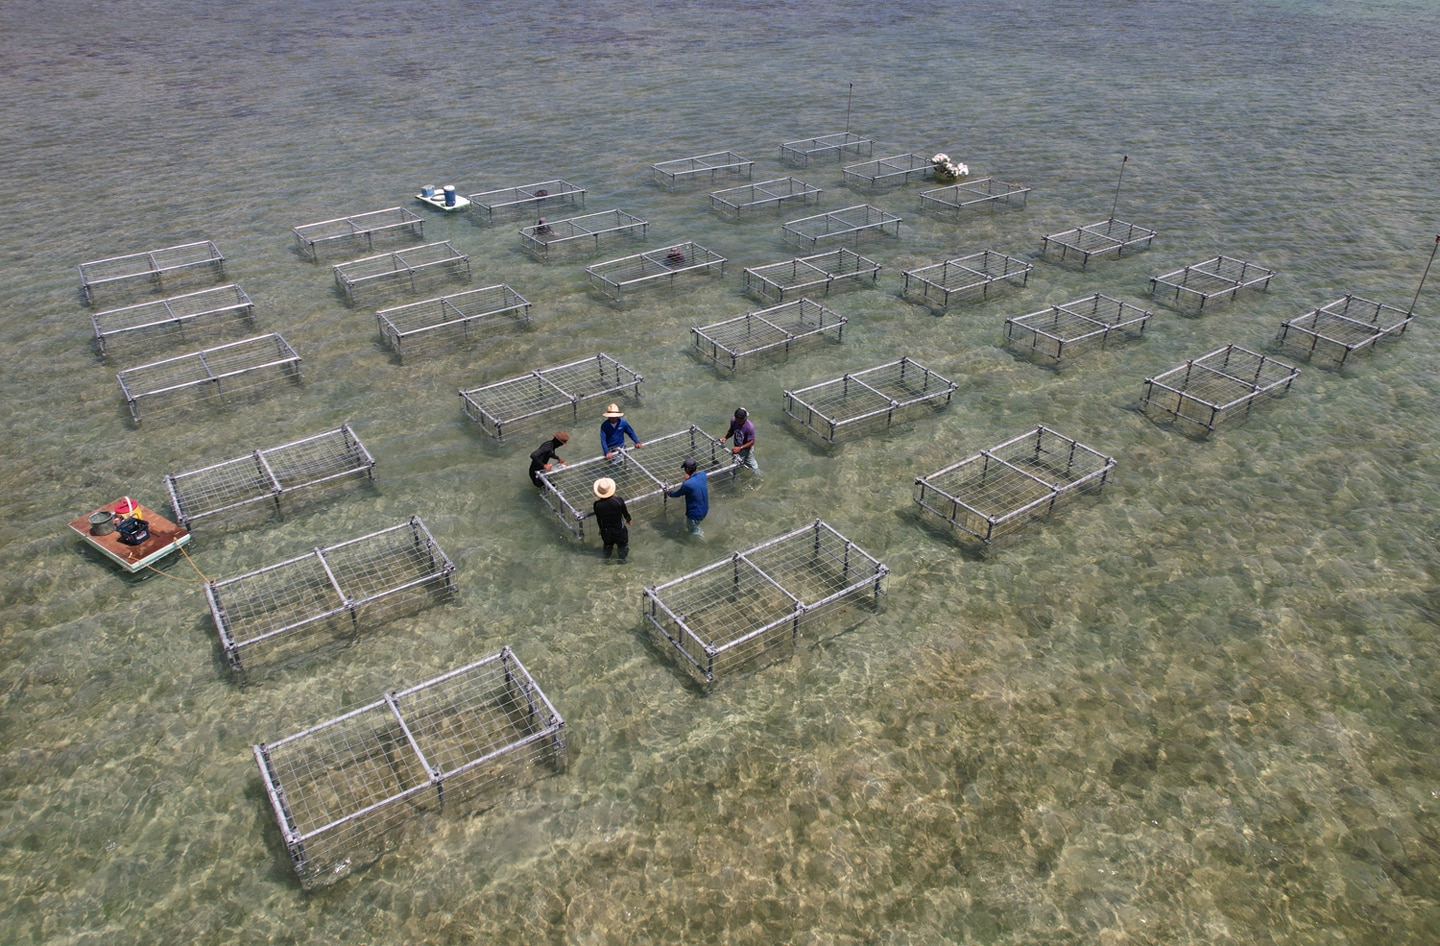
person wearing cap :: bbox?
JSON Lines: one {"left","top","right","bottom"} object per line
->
{"left": 591, "top": 477, "right": 632, "bottom": 560}
{"left": 600, "top": 403, "right": 642, "bottom": 462}
{"left": 667, "top": 458, "right": 709, "bottom": 536}
{"left": 528, "top": 431, "right": 569, "bottom": 488}
{"left": 721, "top": 407, "right": 758, "bottom": 475}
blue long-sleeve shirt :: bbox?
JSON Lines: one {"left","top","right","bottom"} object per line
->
{"left": 667, "top": 470, "right": 709, "bottom": 521}
{"left": 601, "top": 417, "right": 640, "bottom": 455}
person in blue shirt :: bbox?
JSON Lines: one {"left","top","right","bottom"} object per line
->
{"left": 600, "top": 403, "right": 642, "bottom": 462}
{"left": 667, "top": 458, "right": 708, "bottom": 536}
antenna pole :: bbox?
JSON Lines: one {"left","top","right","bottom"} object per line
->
{"left": 1109, "top": 155, "right": 1128, "bottom": 221}
{"left": 1408, "top": 234, "right": 1440, "bottom": 315}
{"left": 845, "top": 83, "right": 853, "bottom": 132}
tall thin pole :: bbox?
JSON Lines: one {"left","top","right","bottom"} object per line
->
{"left": 1408, "top": 234, "right": 1440, "bottom": 315}
{"left": 1109, "top": 154, "right": 1128, "bottom": 221}
{"left": 845, "top": 83, "right": 853, "bottom": 133}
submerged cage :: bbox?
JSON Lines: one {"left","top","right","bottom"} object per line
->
{"left": 90, "top": 283, "right": 255, "bottom": 358}
{"left": 253, "top": 646, "right": 566, "bottom": 888}
{"left": 1004, "top": 293, "right": 1152, "bottom": 364}
{"left": 782, "top": 204, "right": 901, "bottom": 250}
{"left": 643, "top": 519, "right": 888, "bottom": 685}
{"left": 519, "top": 210, "right": 648, "bottom": 260}
{"left": 783, "top": 357, "right": 956, "bottom": 444}
{"left": 165, "top": 424, "right": 376, "bottom": 529}
{"left": 1274, "top": 294, "right": 1415, "bottom": 367}
{"left": 743, "top": 247, "right": 881, "bottom": 305}
{"left": 292, "top": 207, "right": 425, "bottom": 260}
{"left": 459, "top": 352, "right": 644, "bottom": 441}
{"left": 915, "top": 425, "right": 1117, "bottom": 545}
{"left": 332, "top": 241, "right": 471, "bottom": 305}
{"left": 206, "top": 516, "right": 455, "bottom": 676}
{"left": 841, "top": 153, "right": 936, "bottom": 187}
{"left": 466, "top": 179, "right": 586, "bottom": 221}
{"left": 116, "top": 332, "right": 302, "bottom": 426}
{"left": 79, "top": 241, "right": 227, "bottom": 305}
{"left": 1148, "top": 255, "right": 1277, "bottom": 312}
{"left": 709, "top": 177, "right": 822, "bottom": 217}
{"left": 1141, "top": 344, "right": 1301, "bottom": 435}
{"left": 1041, "top": 218, "right": 1157, "bottom": 268}
{"left": 919, "top": 178, "right": 1031, "bottom": 215}
{"left": 780, "top": 133, "right": 875, "bottom": 165}
{"left": 537, "top": 425, "right": 741, "bottom": 540}
{"left": 902, "top": 251, "right": 1033, "bottom": 309}
{"left": 377, "top": 284, "right": 531, "bottom": 359}
{"left": 650, "top": 151, "right": 754, "bottom": 187}
{"left": 585, "top": 242, "right": 726, "bottom": 303}
{"left": 691, "top": 298, "right": 847, "bottom": 371}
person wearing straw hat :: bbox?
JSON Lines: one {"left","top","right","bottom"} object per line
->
{"left": 600, "top": 403, "right": 642, "bottom": 462}
{"left": 667, "top": 458, "right": 708, "bottom": 537}
{"left": 528, "top": 431, "right": 569, "bottom": 488}
{"left": 591, "top": 477, "right": 631, "bottom": 561}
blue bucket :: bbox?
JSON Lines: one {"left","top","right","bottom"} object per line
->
{"left": 443, "top": 185, "right": 456, "bottom": 207}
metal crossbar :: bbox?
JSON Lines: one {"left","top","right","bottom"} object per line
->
{"left": 743, "top": 248, "right": 881, "bottom": 305}
{"left": 78, "top": 241, "right": 227, "bottom": 305}
{"left": 459, "top": 352, "right": 644, "bottom": 441}
{"left": 292, "top": 208, "right": 425, "bottom": 260}
{"left": 902, "top": 251, "right": 1033, "bottom": 308}
{"left": 377, "top": 284, "right": 531, "bottom": 358}
{"left": 519, "top": 209, "right": 648, "bottom": 259}
{"left": 1004, "top": 293, "right": 1152, "bottom": 364}
{"left": 90, "top": 283, "right": 255, "bottom": 358}
{"left": 783, "top": 357, "right": 956, "bottom": 444}
{"left": 780, "top": 133, "right": 875, "bottom": 165}
{"left": 919, "top": 178, "right": 1031, "bottom": 215}
{"left": 782, "top": 204, "right": 901, "bottom": 249}
{"left": 691, "top": 298, "right": 846, "bottom": 370}
{"left": 1274, "top": 294, "right": 1415, "bottom": 367}
{"left": 585, "top": 242, "right": 726, "bottom": 302}
{"left": 332, "top": 241, "right": 471, "bottom": 304}
{"left": 465, "top": 179, "right": 585, "bottom": 221}
{"left": 1148, "top": 255, "right": 1277, "bottom": 311}
{"left": 709, "top": 177, "right": 822, "bottom": 216}
{"left": 1141, "top": 344, "right": 1300, "bottom": 435}
{"left": 650, "top": 151, "right": 753, "bottom": 187}
{"left": 116, "top": 332, "right": 302, "bottom": 425}
{"left": 1041, "top": 218, "right": 1157, "bottom": 268}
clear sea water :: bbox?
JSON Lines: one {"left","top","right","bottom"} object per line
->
{"left": 1, "top": 0, "right": 1438, "bottom": 942}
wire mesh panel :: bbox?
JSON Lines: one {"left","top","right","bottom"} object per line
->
{"left": 780, "top": 133, "right": 875, "bottom": 165}
{"left": 165, "top": 424, "right": 376, "bottom": 529}
{"left": 115, "top": 333, "right": 302, "bottom": 426}
{"left": 292, "top": 208, "right": 425, "bottom": 260}
{"left": 1274, "top": 294, "right": 1416, "bottom": 367}
{"left": 650, "top": 151, "right": 754, "bottom": 187}
{"left": 377, "top": 285, "right": 531, "bottom": 359}
{"left": 78, "top": 241, "right": 227, "bottom": 305}
{"left": 841, "top": 153, "right": 936, "bottom": 187}
{"left": 519, "top": 210, "right": 648, "bottom": 260}
{"left": 90, "top": 284, "right": 256, "bottom": 358}
{"left": 459, "top": 352, "right": 644, "bottom": 441}
{"left": 902, "top": 251, "right": 1033, "bottom": 308}
{"left": 782, "top": 204, "right": 901, "bottom": 250}
{"left": 915, "top": 425, "right": 1117, "bottom": 545}
{"left": 743, "top": 248, "right": 882, "bottom": 305}
{"left": 1040, "top": 218, "right": 1157, "bottom": 268}
{"left": 206, "top": 516, "right": 456, "bottom": 676}
{"left": 585, "top": 242, "right": 727, "bottom": 303}
{"left": 332, "top": 241, "right": 471, "bottom": 305}
{"left": 784, "top": 357, "right": 956, "bottom": 445}
{"left": 1004, "top": 293, "right": 1153, "bottom": 364}
{"left": 465, "top": 179, "right": 586, "bottom": 222}
{"left": 1141, "top": 344, "right": 1301, "bottom": 436}
{"left": 642, "top": 519, "right": 888, "bottom": 685}
{"left": 709, "top": 178, "right": 822, "bottom": 217}
{"left": 253, "top": 646, "right": 566, "bottom": 888}
{"left": 537, "top": 425, "right": 740, "bottom": 540}
{"left": 691, "top": 298, "right": 847, "bottom": 371}
{"left": 1148, "top": 255, "right": 1277, "bottom": 312}
{"left": 919, "top": 178, "right": 1031, "bottom": 215}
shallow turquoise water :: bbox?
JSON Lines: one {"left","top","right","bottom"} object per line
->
{"left": 1, "top": 1, "right": 1438, "bottom": 943}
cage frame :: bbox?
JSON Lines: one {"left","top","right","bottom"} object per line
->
{"left": 165, "top": 424, "right": 376, "bottom": 529}
{"left": 1148, "top": 255, "right": 1277, "bottom": 312}
{"left": 459, "top": 352, "right": 644, "bottom": 441}
{"left": 292, "top": 207, "right": 426, "bottom": 261}
{"left": 919, "top": 177, "right": 1031, "bottom": 215}
{"left": 206, "top": 515, "right": 456, "bottom": 676}
{"left": 465, "top": 179, "right": 586, "bottom": 222}
{"left": 332, "top": 241, "right": 471, "bottom": 305}
{"left": 783, "top": 356, "right": 957, "bottom": 444}
{"left": 742, "top": 247, "right": 882, "bottom": 305}
{"left": 585, "top": 242, "right": 727, "bottom": 303}
{"left": 519, "top": 209, "right": 648, "bottom": 260}
{"left": 642, "top": 519, "right": 889, "bottom": 685}
{"left": 1040, "top": 218, "right": 1157, "bottom": 268}
{"left": 691, "top": 298, "right": 847, "bottom": 371}
{"left": 537, "top": 424, "right": 742, "bottom": 540}
{"left": 1003, "top": 292, "right": 1153, "bottom": 364}
{"left": 841, "top": 153, "right": 937, "bottom": 188}
{"left": 708, "top": 177, "right": 822, "bottom": 217}
{"left": 1140, "top": 344, "right": 1301, "bottom": 435}
{"left": 1273, "top": 294, "right": 1416, "bottom": 367}
{"left": 781, "top": 204, "right": 901, "bottom": 250}
{"left": 780, "top": 133, "right": 875, "bottom": 166}
{"left": 914, "top": 424, "right": 1117, "bottom": 545}
{"left": 116, "top": 332, "right": 302, "bottom": 426}
{"left": 650, "top": 150, "right": 754, "bottom": 188}
{"left": 377, "top": 284, "right": 532, "bottom": 359}
{"left": 253, "top": 645, "right": 566, "bottom": 888}
{"left": 78, "top": 240, "right": 227, "bottom": 305}
{"left": 90, "top": 283, "right": 256, "bottom": 358}
{"left": 901, "top": 250, "right": 1034, "bottom": 308}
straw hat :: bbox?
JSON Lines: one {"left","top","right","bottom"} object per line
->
{"left": 593, "top": 477, "right": 617, "bottom": 499}
{"left": 603, "top": 403, "right": 624, "bottom": 418}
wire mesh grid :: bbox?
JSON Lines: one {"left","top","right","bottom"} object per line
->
{"left": 919, "top": 178, "right": 1031, "bottom": 215}
{"left": 377, "top": 284, "right": 531, "bottom": 357}
{"left": 841, "top": 153, "right": 934, "bottom": 187}
{"left": 902, "top": 251, "right": 1033, "bottom": 308}
{"left": 292, "top": 208, "right": 426, "bottom": 260}
{"left": 465, "top": 180, "right": 586, "bottom": 221}
{"left": 783, "top": 357, "right": 957, "bottom": 444}
{"left": 1041, "top": 218, "right": 1157, "bottom": 267}
{"left": 1004, "top": 293, "right": 1152, "bottom": 363}
{"left": 650, "top": 151, "right": 754, "bottom": 187}
{"left": 78, "top": 241, "right": 226, "bottom": 304}
{"left": 459, "top": 353, "right": 644, "bottom": 440}
{"left": 518, "top": 210, "right": 648, "bottom": 259}
{"left": 780, "top": 133, "right": 875, "bottom": 165}
{"left": 1141, "top": 344, "right": 1300, "bottom": 434}
{"left": 742, "top": 248, "right": 882, "bottom": 304}
{"left": 1148, "top": 255, "right": 1277, "bottom": 311}
{"left": 116, "top": 333, "right": 301, "bottom": 425}
{"left": 691, "top": 298, "right": 846, "bottom": 370}
{"left": 709, "top": 177, "right": 822, "bottom": 216}
{"left": 781, "top": 204, "right": 902, "bottom": 249}
{"left": 332, "top": 241, "right": 471, "bottom": 304}
{"left": 585, "top": 242, "right": 727, "bottom": 302}
{"left": 1274, "top": 294, "right": 1415, "bottom": 367}
{"left": 90, "top": 284, "right": 256, "bottom": 358}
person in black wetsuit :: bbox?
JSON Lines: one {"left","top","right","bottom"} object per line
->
{"left": 591, "top": 477, "right": 631, "bottom": 560}
{"left": 529, "top": 431, "right": 569, "bottom": 487}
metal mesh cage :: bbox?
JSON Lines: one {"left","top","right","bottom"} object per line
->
{"left": 90, "top": 284, "right": 256, "bottom": 359}
{"left": 650, "top": 151, "right": 754, "bottom": 188}
{"left": 742, "top": 248, "right": 881, "bottom": 305}
{"left": 841, "top": 153, "right": 937, "bottom": 188}
{"left": 783, "top": 357, "right": 957, "bottom": 444}
{"left": 1003, "top": 293, "right": 1153, "bottom": 364}
{"left": 781, "top": 204, "right": 901, "bottom": 250}
{"left": 780, "top": 133, "right": 875, "bottom": 165}
{"left": 691, "top": 298, "right": 847, "bottom": 371}
{"left": 709, "top": 177, "right": 822, "bottom": 217}
{"left": 919, "top": 178, "right": 1031, "bottom": 215}
{"left": 465, "top": 179, "right": 586, "bottom": 221}
{"left": 1040, "top": 218, "right": 1157, "bottom": 268}
{"left": 115, "top": 332, "right": 302, "bottom": 425}
{"left": 459, "top": 352, "right": 644, "bottom": 441}
{"left": 332, "top": 241, "right": 471, "bottom": 305}
{"left": 78, "top": 240, "right": 227, "bottom": 305}
{"left": 1141, "top": 344, "right": 1301, "bottom": 436}
{"left": 901, "top": 250, "right": 1033, "bottom": 308}
{"left": 518, "top": 210, "right": 648, "bottom": 260}
{"left": 1274, "top": 294, "right": 1415, "bottom": 367}
{"left": 292, "top": 208, "right": 425, "bottom": 261}
{"left": 585, "top": 242, "right": 727, "bottom": 303}
{"left": 1148, "top": 255, "right": 1277, "bottom": 312}
{"left": 377, "top": 284, "right": 531, "bottom": 359}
